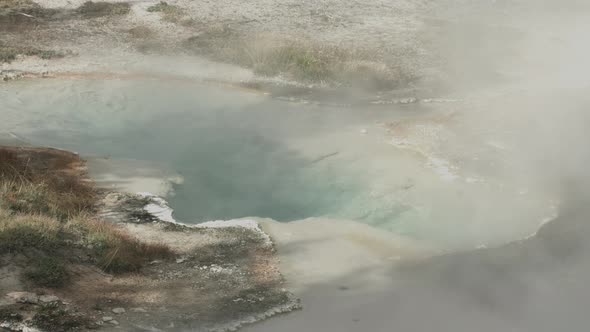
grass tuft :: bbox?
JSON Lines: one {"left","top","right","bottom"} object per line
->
{"left": 25, "top": 257, "right": 70, "bottom": 288}
{"left": 127, "top": 25, "right": 155, "bottom": 39}
{"left": 184, "top": 30, "right": 413, "bottom": 89}
{"left": 0, "top": 148, "right": 96, "bottom": 217}
{"left": 0, "top": 213, "right": 61, "bottom": 253}
{"left": 32, "top": 303, "right": 92, "bottom": 332}
{"left": 147, "top": 1, "right": 187, "bottom": 24}
{"left": 0, "top": 147, "right": 175, "bottom": 285}
{"left": 0, "top": 41, "right": 65, "bottom": 64}
{"left": 67, "top": 216, "right": 174, "bottom": 273}
{"left": 0, "top": 46, "right": 18, "bottom": 63}
{"left": 77, "top": 1, "right": 130, "bottom": 18}
{"left": 0, "top": 209, "right": 174, "bottom": 274}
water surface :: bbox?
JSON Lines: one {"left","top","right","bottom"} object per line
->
{"left": 0, "top": 79, "right": 555, "bottom": 250}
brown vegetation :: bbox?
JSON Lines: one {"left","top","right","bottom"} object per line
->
{"left": 184, "top": 28, "right": 413, "bottom": 89}
{"left": 32, "top": 302, "right": 94, "bottom": 331}
{"left": 0, "top": 147, "right": 95, "bottom": 217}
{"left": 0, "top": 41, "right": 65, "bottom": 63}
{"left": 147, "top": 1, "right": 192, "bottom": 25}
{"left": 0, "top": 147, "right": 174, "bottom": 286}
{"left": 127, "top": 25, "right": 155, "bottom": 39}
{"left": 0, "top": 0, "right": 130, "bottom": 33}
{"left": 77, "top": 1, "right": 131, "bottom": 18}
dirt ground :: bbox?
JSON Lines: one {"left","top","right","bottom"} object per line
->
{"left": 0, "top": 0, "right": 431, "bottom": 93}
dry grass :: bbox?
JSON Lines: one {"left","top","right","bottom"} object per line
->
{"left": 0, "top": 148, "right": 95, "bottom": 218}
{"left": 25, "top": 257, "right": 70, "bottom": 288}
{"left": 127, "top": 25, "right": 155, "bottom": 39}
{"left": 0, "top": 0, "right": 63, "bottom": 30}
{"left": 0, "top": 0, "right": 39, "bottom": 16}
{"left": 67, "top": 215, "right": 174, "bottom": 273}
{"left": 0, "top": 0, "right": 36, "bottom": 9}
{"left": 0, "top": 146, "right": 174, "bottom": 286}
{"left": 0, "top": 41, "right": 65, "bottom": 63}
{"left": 77, "top": 1, "right": 131, "bottom": 18}
{"left": 0, "top": 0, "right": 130, "bottom": 31}
{"left": 0, "top": 212, "right": 61, "bottom": 253}
{"left": 1, "top": 182, "right": 81, "bottom": 220}
{"left": 184, "top": 29, "right": 413, "bottom": 89}
{"left": 147, "top": 1, "right": 189, "bottom": 24}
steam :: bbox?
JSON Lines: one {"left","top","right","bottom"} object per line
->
{"left": 427, "top": 0, "right": 590, "bottom": 202}
{"left": 246, "top": 2, "right": 590, "bottom": 331}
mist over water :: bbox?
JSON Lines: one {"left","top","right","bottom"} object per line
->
{"left": 1, "top": 80, "right": 395, "bottom": 220}
{"left": 239, "top": 1, "right": 590, "bottom": 331}
{"left": 1, "top": 77, "right": 556, "bottom": 251}
{"left": 1, "top": 0, "right": 589, "bottom": 331}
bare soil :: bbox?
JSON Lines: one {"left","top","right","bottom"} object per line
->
{"left": 0, "top": 0, "right": 430, "bottom": 93}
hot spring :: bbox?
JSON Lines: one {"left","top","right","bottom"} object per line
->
{"left": 0, "top": 78, "right": 555, "bottom": 250}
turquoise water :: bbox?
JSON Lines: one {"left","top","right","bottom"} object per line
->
{"left": 1, "top": 79, "right": 408, "bottom": 223}
{"left": 1, "top": 79, "right": 557, "bottom": 249}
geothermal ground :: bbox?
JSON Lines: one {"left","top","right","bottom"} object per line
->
{"left": 2, "top": 0, "right": 590, "bottom": 332}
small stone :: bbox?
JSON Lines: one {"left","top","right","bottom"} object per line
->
{"left": 102, "top": 316, "right": 114, "bottom": 322}
{"left": 6, "top": 292, "right": 39, "bottom": 304}
{"left": 131, "top": 307, "right": 147, "bottom": 313}
{"left": 109, "top": 320, "right": 119, "bottom": 325}
{"left": 176, "top": 258, "right": 186, "bottom": 264}
{"left": 39, "top": 295, "right": 60, "bottom": 303}
{"left": 112, "top": 308, "right": 126, "bottom": 314}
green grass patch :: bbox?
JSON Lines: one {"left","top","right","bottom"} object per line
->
{"left": 0, "top": 181, "right": 89, "bottom": 221}
{"left": 250, "top": 44, "right": 332, "bottom": 81}
{"left": 0, "top": 42, "right": 65, "bottom": 63}
{"left": 25, "top": 257, "right": 70, "bottom": 288}
{"left": 184, "top": 30, "right": 412, "bottom": 89}
{"left": 0, "top": 45, "right": 18, "bottom": 63}
{"left": 128, "top": 25, "right": 155, "bottom": 39}
{"left": 147, "top": 1, "right": 187, "bottom": 24}
{"left": 77, "top": 1, "right": 130, "bottom": 18}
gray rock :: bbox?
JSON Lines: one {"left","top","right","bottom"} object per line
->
{"left": 112, "top": 307, "right": 126, "bottom": 314}
{"left": 102, "top": 316, "right": 114, "bottom": 322}
{"left": 39, "top": 295, "right": 60, "bottom": 303}
{"left": 131, "top": 307, "right": 147, "bottom": 313}
{"left": 6, "top": 292, "right": 39, "bottom": 304}
{"left": 110, "top": 320, "right": 119, "bottom": 325}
